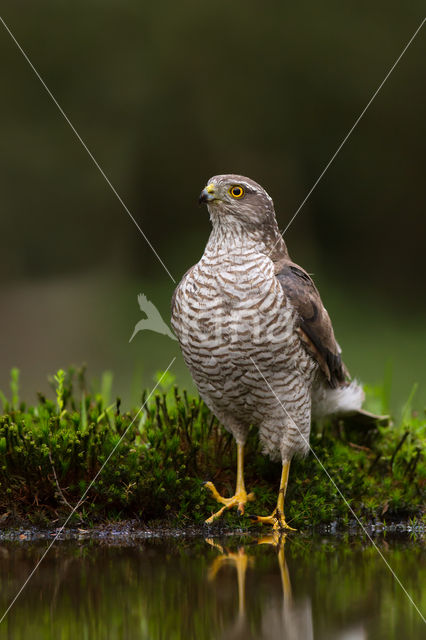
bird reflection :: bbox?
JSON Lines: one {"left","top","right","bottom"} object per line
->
{"left": 206, "top": 539, "right": 255, "bottom": 623}
{"left": 206, "top": 534, "right": 313, "bottom": 640}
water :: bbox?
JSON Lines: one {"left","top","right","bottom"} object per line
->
{"left": 0, "top": 532, "right": 424, "bottom": 639}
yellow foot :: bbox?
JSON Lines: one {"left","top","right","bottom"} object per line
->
{"left": 204, "top": 482, "right": 255, "bottom": 524}
{"left": 249, "top": 509, "right": 296, "bottom": 532}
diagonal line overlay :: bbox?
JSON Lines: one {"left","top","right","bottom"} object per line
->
{"left": 250, "top": 357, "right": 426, "bottom": 624}
{"left": 280, "top": 16, "right": 425, "bottom": 238}
{"left": 0, "top": 16, "right": 176, "bottom": 284}
{"left": 0, "top": 357, "right": 176, "bottom": 625}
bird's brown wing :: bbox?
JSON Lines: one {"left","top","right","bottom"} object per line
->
{"left": 275, "top": 261, "right": 348, "bottom": 388}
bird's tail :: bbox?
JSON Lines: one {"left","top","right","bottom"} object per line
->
{"left": 312, "top": 380, "right": 364, "bottom": 419}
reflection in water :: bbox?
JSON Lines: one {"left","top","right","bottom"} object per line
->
{"left": 206, "top": 534, "right": 372, "bottom": 640}
{"left": 0, "top": 534, "right": 424, "bottom": 639}
{"left": 206, "top": 539, "right": 254, "bottom": 627}
{"left": 207, "top": 534, "right": 313, "bottom": 640}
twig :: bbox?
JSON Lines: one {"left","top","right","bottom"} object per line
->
{"left": 405, "top": 448, "right": 422, "bottom": 482}
{"left": 348, "top": 442, "right": 372, "bottom": 453}
{"left": 369, "top": 452, "right": 382, "bottom": 474}
{"left": 390, "top": 431, "right": 409, "bottom": 469}
{"left": 48, "top": 450, "right": 73, "bottom": 511}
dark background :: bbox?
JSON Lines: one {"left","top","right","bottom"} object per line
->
{"left": 0, "top": 1, "right": 425, "bottom": 413}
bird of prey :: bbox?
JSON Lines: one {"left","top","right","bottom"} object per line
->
{"left": 171, "top": 174, "right": 364, "bottom": 530}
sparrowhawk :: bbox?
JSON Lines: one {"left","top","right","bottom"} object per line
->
{"left": 171, "top": 174, "right": 364, "bottom": 530}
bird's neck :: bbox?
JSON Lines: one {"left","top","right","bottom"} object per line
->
{"left": 207, "top": 214, "right": 289, "bottom": 263}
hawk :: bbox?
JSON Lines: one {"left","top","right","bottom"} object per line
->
{"left": 171, "top": 174, "right": 364, "bottom": 530}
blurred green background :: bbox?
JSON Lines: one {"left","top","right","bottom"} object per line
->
{"left": 0, "top": 1, "right": 425, "bottom": 413}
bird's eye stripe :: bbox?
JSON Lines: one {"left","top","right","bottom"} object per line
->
{"left": 229, "top": 185, "right": 245, "bottom": 198}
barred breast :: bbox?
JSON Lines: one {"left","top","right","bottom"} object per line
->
{"left": 171, "top": 239, "right": 318, "bottom": 460}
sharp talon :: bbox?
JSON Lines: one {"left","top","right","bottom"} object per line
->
{"left": 250, "top": 511, "right": 296, "bottom": 531}
{"left": 204, "top": 481, "right": 255, "bottom": 523}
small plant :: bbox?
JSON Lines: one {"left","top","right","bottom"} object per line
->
{"left": 10, "top": 367, "right": 20, "bottom": 410}
{"left": 54, "top": 369, "right": 66, "bottom": 414}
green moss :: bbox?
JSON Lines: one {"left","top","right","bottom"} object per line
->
{"left": 0, "top": 367, "right": 424, "bottom": 529}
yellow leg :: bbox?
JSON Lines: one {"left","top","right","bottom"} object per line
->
{"left": 205, "top": 541, "right": 253, "bottom": 619}
{"left": 256, "top": 533, "right": 292, "bottom": 602}
{"left": 251, "top": 460, "right": 296, "bottom": 531}
{"left": 205, "top": 443, "right": 255, "bottom": 524}
{"left": 277, "top": 537, "right": 292, "bottom": 603}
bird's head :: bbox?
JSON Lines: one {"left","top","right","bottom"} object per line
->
{"left": 198, "top": 174, "right": 288, "bottom": 258}
{"left": 199, "top": 174, "right": 274, "bottom": 225}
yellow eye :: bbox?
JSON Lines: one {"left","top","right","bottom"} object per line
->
{"left": 229, "top": 185, "right": 245, "bottom": 199}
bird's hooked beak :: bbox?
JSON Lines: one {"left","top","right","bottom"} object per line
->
{"left": 199, "top": 183, "right": 216, "bottom": 204}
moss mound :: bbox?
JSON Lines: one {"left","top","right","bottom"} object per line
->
{"left": 0, "top": 367, "right": 424, "bottom": 529}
